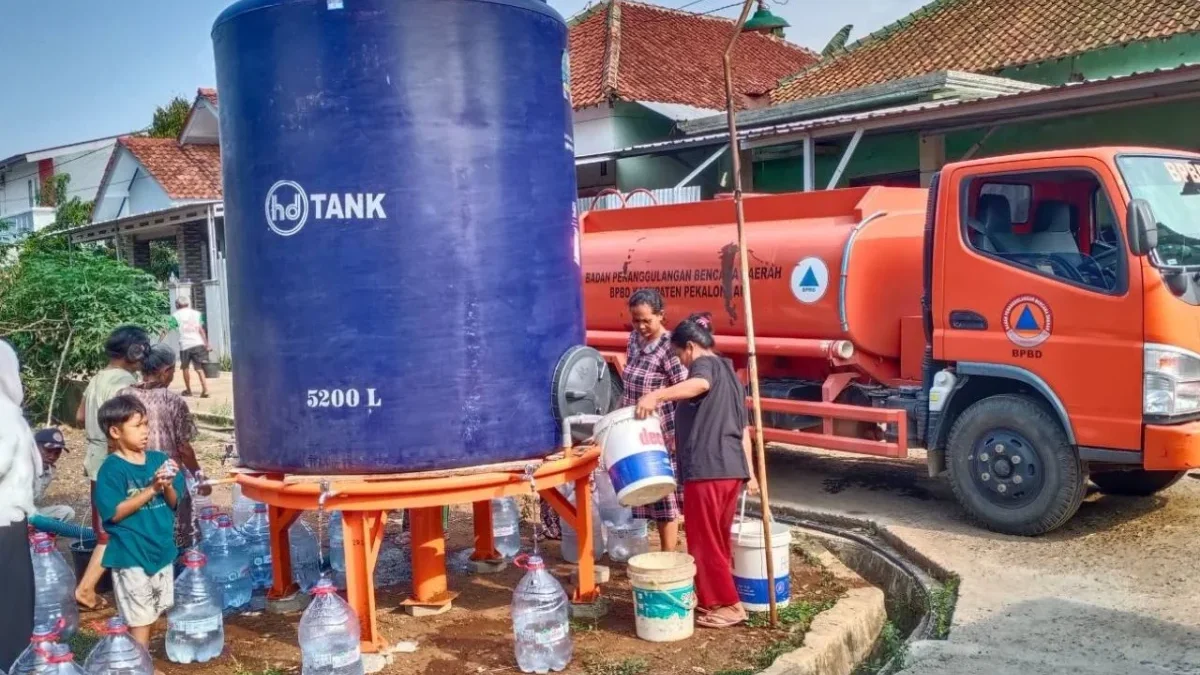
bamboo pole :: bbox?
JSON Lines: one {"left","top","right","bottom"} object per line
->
{"left": 723, "top": 0, "right": 778, "bottom": 628}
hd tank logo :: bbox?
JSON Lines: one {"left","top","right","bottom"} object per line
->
{"left": 264, "top": 180, "right": 387, "bottom": 237}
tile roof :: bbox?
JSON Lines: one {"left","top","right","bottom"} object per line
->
{"left": 119, "top": 136, "right": 222, "bottom": 200}
{"left": 772, "top": 0, "right": 1200, "bottom": 103}
{"left": 569, "top": 0, "right": 817, "bottom": 111}
{"left": 197, "top": 88, "right": 218, "bottom": 107}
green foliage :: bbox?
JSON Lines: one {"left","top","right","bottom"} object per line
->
{"left": 219, "top": 352, "right": 233, "bottom": 372}
{"left": 40, "top": 174, "right": 93, "bottom": 231}
{"left": 67, "top": 627, "right": 101, "bottom": 663}
{"left": 584, "top": 658, "right": 650, "bottom": 675}
{"left": 150, "top": 95, "right": 192, "bottom": 139}
{"left": 149, "top": 239, "right": 179, "bottom": 282}
{"left": 857, "top": 621, "right": 908, "bottom": 674}
{"left": 0, "top": 243, "right": 168, "bottom": 418}
{"left": 929, "top": 576, "right": 959, "bottom": 639}
{"left": 747, "top": 599, "right": 831, "bottom": 629}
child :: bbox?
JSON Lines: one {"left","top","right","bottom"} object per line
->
{"left": 93, "top": 394, "right": 186, "bottom": 649}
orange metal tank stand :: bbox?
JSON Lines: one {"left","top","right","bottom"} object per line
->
{"left": 237, "top": 447, "right": 602, "bottom": 653}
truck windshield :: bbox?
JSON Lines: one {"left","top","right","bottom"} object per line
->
{"left": 1117, "top": 155, "right": 1200, "bottom": 265}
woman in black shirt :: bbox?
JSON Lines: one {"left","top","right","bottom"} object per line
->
{"left": 635, "top": 313, "right": 758, "bottom": 629}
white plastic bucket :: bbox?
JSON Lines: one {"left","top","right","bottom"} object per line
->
{"left": 730, "top": 519, "right": 792, "bottom": 612}
{"left": 594, "top": 406, "right": 677, "bottom": 508}
{"left": 627, "top": 552, "right": 696, "bottom": 642}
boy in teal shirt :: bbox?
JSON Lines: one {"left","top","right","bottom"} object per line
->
{"left": 94, "top": 394, "right": 186, "bottom": 648}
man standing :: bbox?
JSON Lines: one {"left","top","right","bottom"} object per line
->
{"left": 171, "top": 296, "right": 210, "bottom": 398}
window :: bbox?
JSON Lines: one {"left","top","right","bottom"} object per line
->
{"left": 962, "top": 169, "right": 1125, "bottom": 294}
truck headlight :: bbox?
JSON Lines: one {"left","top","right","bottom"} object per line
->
{"left": 1144, "top": 344, "right": 1200, "bottom": 419}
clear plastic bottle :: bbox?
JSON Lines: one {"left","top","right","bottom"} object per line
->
{"left": 10, "top": 623, "right": 61, "bottom": 675}
{"left": 186, "top": 469, "right": 213, "bottom": 512}
{"left": 491, "top": 497, "right": 522, "bottom": 558}
{"left": 328, "top": 512, "right": 346, "bottom": 589}
{"left": 594, "top": 469, "right": 631, "bottom": 529}
{"left": 197, "top": 505, "right": 221, "bottom": 543}
{"left": 289, "top": 519, "right": 323, "bottom": 594}
{"left": 298, "top": 578, "right": 364, "bottom": 675}
{"left": 241, "top": 502, "right": 273, "bottom": 610}
{"left": 558, "top": 484, "right": 605, "bottom": 564}
{"left": 30, "top": 537, "right": 79, "bottom": 639}
{"left": 32, "top": 644, "right": 85, "bottom": 675}
{"left": 166, "top": 549, "right": 225, "bottom": 664}
{"left": 231, "top": 483, "right": 259, "bottom": 529}
{"left": 605, "top": 519, "right": 649, "bottom": 563}
{"left": 511, "top": 555, "right": 572, "bottom": 673}
{"left": 203, "top": 514, "right": 253, "bottom": 614}
{"left": 81, "top": 616, "right": 153, "bottom": 675}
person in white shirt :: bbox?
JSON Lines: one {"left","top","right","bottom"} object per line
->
{"left": 0, "top": 340, "right": 41, "bottom": 666}
{"left": 170, "top": 296, "right": 210, "bottom": 398}
{"left": 33, "top": 427, "right": 74, "bottom": 522}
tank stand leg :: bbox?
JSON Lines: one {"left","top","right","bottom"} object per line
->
{"left": 342, "top": 510, "right": 389, "bottom": 652}
{"left": 403, "top": 506, "right": 457, "bottom": 617}
{"left": 471, "top": 501, "right": 501, "bottom": 562}
{"left": 539, "top": 479, "right": 601, "bottom": 603}
{"left": 266, "top": 506, "right": 300, "bottom": 600}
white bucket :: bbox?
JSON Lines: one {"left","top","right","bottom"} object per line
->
{"left": 730, "top": 519, "right": 792, "bottom": 612}
{"left": 594, "top": 406, "right": 677, "bottom": 508}
{"left": 627, "top": 552, "right": 696, "bottom": 642}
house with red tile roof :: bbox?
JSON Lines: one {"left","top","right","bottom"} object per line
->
{"left": 0, "top": 134, "right": 124, "bottom": 241}
{"left": 568, "top": 0, "right": 815, "bottom": 199}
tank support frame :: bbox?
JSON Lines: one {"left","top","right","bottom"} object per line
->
{"left": 237, "top": 447, "right": 602, "bottom": 653}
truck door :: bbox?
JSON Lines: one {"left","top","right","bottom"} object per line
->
{"left": 936, "top": 157, "right": 1143, "bottom": 451}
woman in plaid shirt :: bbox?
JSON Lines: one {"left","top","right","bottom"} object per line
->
{"left": 620, "top": 289, "right": 689, "bottom": 551}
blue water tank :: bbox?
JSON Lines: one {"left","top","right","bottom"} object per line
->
{"left": 212, "top": 0, "right": 582, "bottom": 474}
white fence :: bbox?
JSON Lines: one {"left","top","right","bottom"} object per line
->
{"left": 577, "top": 186, "right": 702, "bottom": 213}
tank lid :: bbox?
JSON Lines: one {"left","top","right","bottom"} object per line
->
{"left": 551, "top": 346, "right": 619, "bottom": 442}
{"left": 213, "top": 0, "right": 565, "bottom": 36}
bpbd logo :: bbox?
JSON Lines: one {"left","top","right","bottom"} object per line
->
{"left": 264, "top": 180, "right": 387, "bottom": 237}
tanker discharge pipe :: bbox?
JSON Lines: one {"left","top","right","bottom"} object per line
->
{"left": 588, "top": 331, "right": 854, "bottom": 361}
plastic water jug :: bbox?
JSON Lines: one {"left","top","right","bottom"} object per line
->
{"left": 558, "top": 484, "right": 605, "bottom": 564}
{"left": 242, "top": 502, "right": 273, "bottom": 610}
{"left": 204, "top": 514, "right": 253, "bottom": 613}
{"left": 197, "top": 505, "right": 221, "bottom": 543}
{"left": 166, "top": 550, "right": 225, "bottom": 663}
{"left": 298, "top": 578, "right": 364, "bottom": 675}
{"left": 28, "top": 645, "right": 83, "bottom": 675}
{"left": 231, "top": 483, "right": 258, "bottom": 529}
{"left": 82, "top": 616, "right": 153, "bottom": 675}
{"left": 30, "top": 537, "right": 79, "bottom": 639}
{"left": 594, "top": 469, "right": 631, "bottom": 528}
{"left": 186, "top": 470, "right": 213, "bottom": 512}
{"left": 606, "top": 519, "right": 650, "bottom": 563}
{"left": 511, "top": 555, "right": 572, "bottom": 673}
{"left": 289, "top": 519, "right": 323, "bottom": 594}
{"left": 10, "top": 623, "right": 61, "bottom": 675}
{"left": 491, "top": 497, "right": 522, "bottom": 558}
{"left": 328, "top": 512, "right": 346, "bottom": 589}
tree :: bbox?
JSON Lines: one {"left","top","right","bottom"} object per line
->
{"left": 149, "top": 95, "right": 192, "bottom": 139}
{"left": 39, "top": 174, "right": 93, "bottom": 231}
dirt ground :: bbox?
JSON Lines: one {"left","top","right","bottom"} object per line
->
{"left": 42, "top": 427, "right": 848, "bottom": 675}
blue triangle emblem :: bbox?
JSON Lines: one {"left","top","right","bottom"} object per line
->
{"left": 1015, "top": 306, "right": 1039, "bottom": 331}
{"left": 799, "top": 267, "right": 819, "bottom": 288}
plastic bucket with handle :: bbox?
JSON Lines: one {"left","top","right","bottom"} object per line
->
{"left": 627, "top": 552, "right": 697, "bottom": 642}
{"left": 594, "top": 406, "right": 676, "bottom": 508}
{"left": 729, "top": 493, "right": 791, "bottom": 612}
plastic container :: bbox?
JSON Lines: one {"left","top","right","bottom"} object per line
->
{"left": 203, "top": 515, "right": 253, "bottom": 614}
{"left": 511, "top": 555, "right": 572, "bottom": 673}
{"left": 82, "top": 616, "right": 153, "bottom": 675}
{"left": 197, "top": 505, "right": 221, "bottom": 543}
{"left": 166, "top": 550, "right": 225, "bottom": 664}
{"left": 31, "top": 537, "right": 79, "bottom": 639}
{"left": 68, "top": 540, "right": 111, "bottom": 595}
{"left": 595, "top": 407, "right": 676, "bottom": 507}
{"left": 594, "top": 469, "right": 631, "bottom": 528}
{"left": 606, "top": 519, "right": 649, "bottom": 563}
{"left": 298, "top": 578, "right": 364, "bottom": 675}
{"left": 328, "top": 512, "right": 346, "bottom": 590}
{"left": 30, "top": 644, "right": 84, "bottom": 675}
{"left": 558, "top": 483, "right": 605, "bottom": 564}
{"left": 289, "top": 519, "right": 324, "bottom": 594}
{"left": 231, "top": 484, "right": 257, "bottom": 529}
{"left": 212, "top": 0, "right": 582, "bottom": 475}
{"left": 491, "top": 497, "right": 522, "bottom": 559}
{"left": 730, "top": 520, "right": 792, "bottom": 612}
{"left": 627, "top": 552, "right": 697, "bottom": 643}
{"left": 242, "top": 502, "right": 274, "bottom": 610}
{"left": 10, "top": 623, "right": 62, "bottom": 675}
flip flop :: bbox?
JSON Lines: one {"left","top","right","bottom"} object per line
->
{"left": 77, "top": 595, "right": 109, "bottom": 611}
{"left": 697, "top": 611, "right": 744, "bottom": 629}
{"left": 181, "top": 390, "right": 193, "bottom": 397}
{"left": 200, "top": 393, "right": 210, "bottom": 399}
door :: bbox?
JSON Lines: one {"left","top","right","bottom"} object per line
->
{"left": 935, "top": 157, "right": 1143, "bottom": 451}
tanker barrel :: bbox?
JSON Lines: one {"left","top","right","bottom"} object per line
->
{"left": 588, "top": 331, "right": 854, "bottom": 361}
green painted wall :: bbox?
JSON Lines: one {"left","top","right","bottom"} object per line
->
{"left": 611, "top": 101, "right": 722, "bottom": 192}
{"left": 998, "top": 33, "right": 1200, "bottom": 86}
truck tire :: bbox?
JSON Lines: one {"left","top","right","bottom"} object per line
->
{"left": 1091, "top": 470, "right": 1185, "bottom": 496}
{"left": 946, "top": 394, "right": 1086, "bottom": 536}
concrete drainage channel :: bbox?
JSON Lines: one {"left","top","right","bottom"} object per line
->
{"left": 768, "top": 507, "right": 960, "bottom": 675}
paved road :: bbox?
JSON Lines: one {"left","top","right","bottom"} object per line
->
{"left": 764, "top": 446, "right": 1200, "bottom": 675}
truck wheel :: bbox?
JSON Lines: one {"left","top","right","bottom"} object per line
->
{"left": 1091, "top": 470, "right": 1185, "bottom": 496}
{"left": 946, "top": 394, "right": 1085, "bottom": 536}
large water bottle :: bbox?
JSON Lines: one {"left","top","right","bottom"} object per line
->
{"left": 31, "top": 644, "right": 84, "bottom": 675}
{"left": 82, "top": 616, "right": 153, "bottom": 675}
{"left": 606, "top": 519, "right": 650, "bottom": 563}
{"left": 491, "top": 498, "right": 522, "bottom": 558}
{"left": 197, "top": 505, "right": 221, "bottom": 543}
{"left": 290, "top": 519, "right": 323, "bottom": 594}
{"left": 231, "top": 483, "right": 258, "bottom": 529}
{"left": 242, "top": 502, "right": 273, "bottom": 610}
{"left": 166, "top": 549, "right": 225, "bottom": 664}
{"left": 594, "top": 469, "right": 631, "bottom": 528}
{"left": 186, "top": 470, "right": 213, "bottom": 512}
{"left": 298, "top": 578, "right": 364, "bottom": 675}
{"left": 204, "top": 514, "right": 253, "bottom": 614}
{"left": 511, "top": 555, "right": 572, "bottom": 673}
{"left": 10, "top": 623, "right": 61, "bottom": 675}
{"left": 558, "top": 484, "right": 605, "bottom": 564}
{"left": 31, "top": 537, "right": 79, "bottom": 639}
{"left": 328, "top": 512, "right": 346, "bottom": 589}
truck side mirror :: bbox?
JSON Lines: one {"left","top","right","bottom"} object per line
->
{"left": 1127, "top": 199, "right": 1159, "bottom": 257}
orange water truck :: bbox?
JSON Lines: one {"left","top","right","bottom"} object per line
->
{"left": 581, "top": 147, "right": 1200, "bottom": 535}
